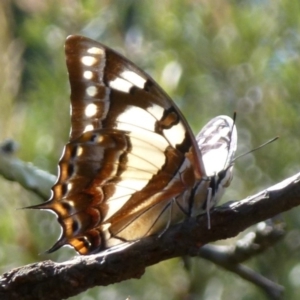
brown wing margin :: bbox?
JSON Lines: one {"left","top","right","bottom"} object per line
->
{"left": 65, "top": 35, "right": 206, "bottom": 179}
{"left": 28, "top": 36, "right": 208, "bottom": 255}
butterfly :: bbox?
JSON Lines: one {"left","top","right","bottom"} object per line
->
{"left": 31, "top": 35, "right": 237, "bottom": 255}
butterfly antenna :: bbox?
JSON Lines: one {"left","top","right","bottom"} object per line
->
{"left": 233, "top": 136, "right": 279, "bottom": 162}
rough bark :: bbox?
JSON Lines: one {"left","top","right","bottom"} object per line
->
{"left": 0, "top": 172, "right": 298, "bottom": 300}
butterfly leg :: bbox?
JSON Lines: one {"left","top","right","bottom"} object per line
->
{"left": 206, "top": 187, "right": 212, "bottom": 230}
{"left": 157, "top": 199, "right": 175, "bottom": 238}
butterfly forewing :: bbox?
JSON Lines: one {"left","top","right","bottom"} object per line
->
{"left": 195, "top": 115, "right": 237, "bottom": 210}
{"left": 35, "top": 35, "right": 210, "bottom": 255}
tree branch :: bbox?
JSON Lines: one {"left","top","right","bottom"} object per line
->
{"left": 0, "top": 140, "right": 55, "bottom": 200}
{"left": 0, "top": 170, "right": 299, "bottom": 300}
{"left": 198, "top": 244, "right": 284, "bottom": 299}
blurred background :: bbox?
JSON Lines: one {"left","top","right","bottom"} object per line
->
{"left": 0, "top": 0, "right": 300, "bottom": 299}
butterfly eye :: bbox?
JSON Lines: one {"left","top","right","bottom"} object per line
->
{"left": 217, "top": 169, "right": 227, "bottom": 181}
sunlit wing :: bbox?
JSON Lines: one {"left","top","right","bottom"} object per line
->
{"left": 32, "top": 35, "right": 211, "bottom": 255}
{"left": 196, "top": 115, "right": 237, "bottom": 210}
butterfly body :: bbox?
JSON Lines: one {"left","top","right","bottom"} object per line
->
{"left": 33, "top": 36, "right": 237, "bottom": 255}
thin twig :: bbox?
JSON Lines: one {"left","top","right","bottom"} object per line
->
{"left": 0, "top": 140, "right": 55, "bottom": 199}
{"left": 198, "top": 245, "right": 284, "bottom": 299}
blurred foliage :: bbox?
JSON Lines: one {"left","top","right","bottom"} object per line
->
{"left": 1, "top": 0, "right": 300, "bottom": 299}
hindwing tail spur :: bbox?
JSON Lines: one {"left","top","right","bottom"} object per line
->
{"left": 32, "top": 35, "right": 237, "bottom": 255}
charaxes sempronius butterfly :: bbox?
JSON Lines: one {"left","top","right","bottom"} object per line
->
{"left": 31, "top": 36, "right": 237, "bottom": 255}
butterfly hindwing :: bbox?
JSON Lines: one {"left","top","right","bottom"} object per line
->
{"left": 34, "top": 35, "right": 212, "bottom": 255}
